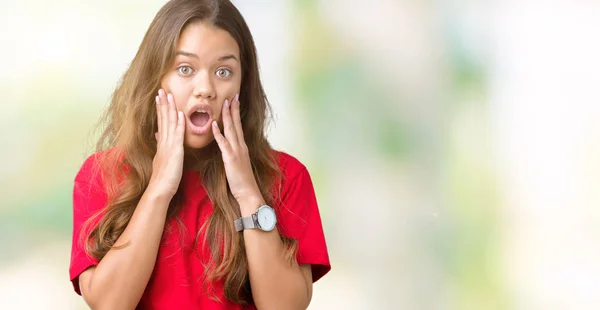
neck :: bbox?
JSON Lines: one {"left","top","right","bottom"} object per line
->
{"left": 183, "top": 142, "right": 218, "bottom": 171}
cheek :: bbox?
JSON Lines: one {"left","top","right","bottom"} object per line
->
{"left": 218, "top": 73, "right": 241, "bottom": 94}
{"left": 161, "top": 76, "right": 189, "bottom": 110}
{"left": 214, "top": 80, "right": 241, "bottom": 118}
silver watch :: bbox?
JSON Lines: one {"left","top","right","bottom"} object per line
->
{"left": 234, "top": 205, "right": 277, "bottom": 232}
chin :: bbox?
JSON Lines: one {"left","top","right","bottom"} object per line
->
{"left": 184, "top": 134, "right": 215, "bottom": 149}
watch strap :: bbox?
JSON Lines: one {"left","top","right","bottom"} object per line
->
{"left": 235, "top": 214, "right": 257, "bottom": 232}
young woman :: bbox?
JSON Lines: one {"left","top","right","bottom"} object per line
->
{"left": 68, "top": 0, "right": 330, "bottom": 309}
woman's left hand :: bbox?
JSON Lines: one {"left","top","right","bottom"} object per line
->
{"left": 212, "top": 94, "right": 263, "bottom": 210}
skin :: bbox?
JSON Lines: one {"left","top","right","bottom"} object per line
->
{"left": 160, "top": 21, "right": 241, "bottom": 150}
{"left": 78, "top": 22, "right": 314, "bottom": 310}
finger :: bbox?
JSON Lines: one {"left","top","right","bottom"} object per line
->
{"left": 175, "top": 111, "right": 185, "bottom": 144}
{"left": 222, "top": 98, "right": 238, "bottom": 150}
{"left": 230, "top": 93, "right": 246, "bottom": 147}
{"left": 167, "top": 93, "right": 177, "bottom": 141}
{"left": 159, "top": 90, "right": 168, "bottom": 142}
{"left": 155, "top": 95, "right": 162, "bottom": 143}
{"left": 211, "top": 120, "right": 232, "bottom": 154}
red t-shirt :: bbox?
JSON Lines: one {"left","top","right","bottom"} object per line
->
{"left": 69, "top": 151, "right": 331, "bottom": 309}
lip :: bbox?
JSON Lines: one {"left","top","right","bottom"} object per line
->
{"left": 186, "top": 103, "right": 214, "bottom": 135}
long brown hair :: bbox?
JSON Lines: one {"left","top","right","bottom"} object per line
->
{"left": 82, "top": 0, "right": 298, "bottom": 304}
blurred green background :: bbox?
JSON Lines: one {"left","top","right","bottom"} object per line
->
{"left": 1, "top": 1, "right": 600, "bottom": 309}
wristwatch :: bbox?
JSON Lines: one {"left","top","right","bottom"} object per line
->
{"left": 234, "top": 205, "right": 277, "bottom": 232}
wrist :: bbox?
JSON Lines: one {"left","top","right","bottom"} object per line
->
{"left": 144, "top": 183, "right": 175, "bottom": 204}
{"left": 237, "top": 194, "right": 265, "bottom": 217}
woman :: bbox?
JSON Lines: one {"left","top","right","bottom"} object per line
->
{"left": 69, "top": 0, "right": 330, "bottom": 309}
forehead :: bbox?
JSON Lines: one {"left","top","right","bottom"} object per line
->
{"left": 176, "top": 22, "right": 240, "bottom": 59}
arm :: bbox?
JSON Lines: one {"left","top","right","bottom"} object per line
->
{"left": 77, "top": 90, "right": 185, "bottom": 310}
{"left": 79, "top": 189, "right": 171, "bottom": 310}
{"left": 239, "top": 197, "right": 313, "bottom": 310}
{"left": 211, "top": 95, "right": 314, "bottom": 309}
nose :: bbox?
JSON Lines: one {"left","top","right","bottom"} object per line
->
{"left": 192, "top": 70, "right": 216, "bottom": 99}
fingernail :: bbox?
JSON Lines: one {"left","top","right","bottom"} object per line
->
{"left": 212, "top": 121, "right": 218, "bottom": 127}
{"left": 234, "top": 93, "right": 239, "bottom": 103}
{"left": 224, "top": 99, "right": 229, "bottom": 108}
{"left": 158, "top": 89, "right": 164, "bottom": 96}
{"left": 167, "top": 93, "right": 173, "bottom": 102}
{"left": 155, "top": 96, "right": 159, "bottom": 104}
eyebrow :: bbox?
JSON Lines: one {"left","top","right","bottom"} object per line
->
{"left": 175, "top": 50, "right": 239, "bottom": 62}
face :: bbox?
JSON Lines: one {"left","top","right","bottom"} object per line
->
{"left": 160, "top": 21, "right": 242, "bottom": 149}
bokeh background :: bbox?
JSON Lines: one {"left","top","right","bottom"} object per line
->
{"left": 1, "top": 0, "right": 600, "bottom": 309}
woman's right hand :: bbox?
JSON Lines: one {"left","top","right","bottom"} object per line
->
{"left": 148, "top": 89, "right": 185, "bottom": 199}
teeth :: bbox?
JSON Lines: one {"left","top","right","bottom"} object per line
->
{"left": 196, "top": 109, "right": 207, "bottom": 114}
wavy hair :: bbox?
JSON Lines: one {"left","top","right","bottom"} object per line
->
{"left": 81, "top": 0, "right": 298, "bottom": 304}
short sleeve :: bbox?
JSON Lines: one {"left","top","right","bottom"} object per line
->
{"left": 69, "top": 153, "right": 107, "bottom": 295}
{"left": 275, "top": 155, "right": 331, "bottom": 282}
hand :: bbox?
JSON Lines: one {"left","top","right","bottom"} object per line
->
{"left": 211, "top": 94, "right": 263, "bottom": 207}
{"left": 148, "top": 89, "right": 185, "bottom": 199}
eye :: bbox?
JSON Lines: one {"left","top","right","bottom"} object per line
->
{"left": 216, "top": 68, "right": 232, "bottom": 78}
{"left": 177, "top": 65, "right": 194, "bottom": 76}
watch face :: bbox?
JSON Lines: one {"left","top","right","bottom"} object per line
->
{"left": 257, "top": 206, "right": 276, "bottom": 231}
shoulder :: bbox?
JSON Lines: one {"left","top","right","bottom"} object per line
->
{"left": 74, "top": 148, "right": 124, "bottom": 188}
{"left": 270, "top": 150, "right": 317, "bottom": 205}
{"left": 273, "top": 150, "right": 309, "bottom": 180}
{"left": 75, "top": 151, "right": 104, "bottom": 184}
{"left": 73, "top": 151, "right": 109, "bottom": 202}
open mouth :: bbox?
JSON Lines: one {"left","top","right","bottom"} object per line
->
{"left": 190, "top": 110, "right": 209, "bottom": 127}
{"left": 187, "top": 109, "right": 213, "bottom": 135}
